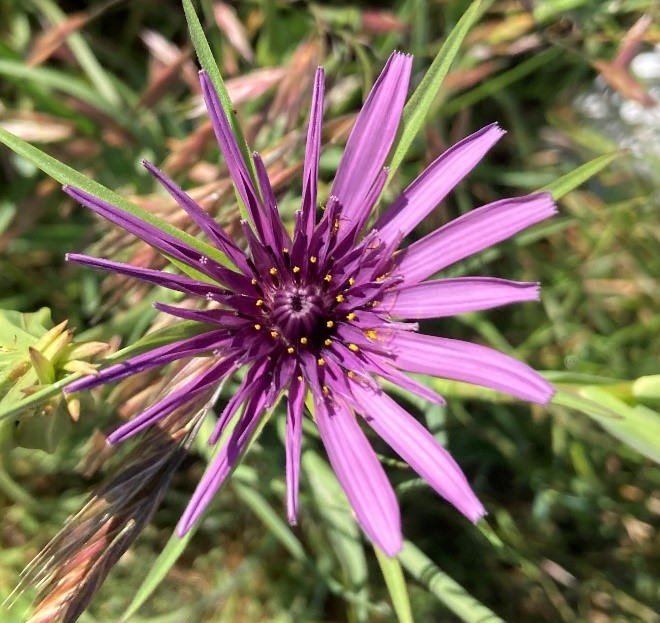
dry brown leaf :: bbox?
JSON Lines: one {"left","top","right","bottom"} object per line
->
{"left": 27, "top": 12, "right": 91, "bottom": 66}
{"left": 593, "top": 60, "right": 656, "bottom": 107}
{"left": 214, "top": 1, "right": 254, "bottom": 63}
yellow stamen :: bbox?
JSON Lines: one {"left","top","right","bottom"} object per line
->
{"left": 251, "top": 278, "right": 258, "bottom": 285}
{"left": 287, "top": 347, "right": 295, "bottom": 354}
{"left": 256, "top": 299, "right": 264, "bottom": 307}
{"left": 300, "top": 337, "right": 308, "bottom": 345}
{"left": 310, "top": 256, "right": 317, "bottom": 264}
{"left": 282, "top": 247, "right": 289, "bottom": 254}
{"left": 324, "top": 339, "right": 332, "bottom": 346}
{"left": 324, "top": 274, "right": 332, "bottom": 282}
{"left": 348, "top": 277, "right": 355, "bottom": 286}
{"left": 371, "top": 301, "right": 380, "bottom": 307}
{"left": 293, "top": 266, "right": 301, "bottom": 273}
{"left": 322, "top": 385, "right": 330, "bottom": 395}
{"left": 269, "top": 267, "right": 278, "bottom": 275}
{"left": 365, "top": 330, "right": 377, "bottom": 340}
{"left": 335, "top": 294, "right": 344, "bottom": 303}
{"left": 326, "top": 320, "right": 334, "bottom": 328}
{"left": 297, "top": 375, "right": 303, "bottom": 381}
{"left": 317, "top": 358, "right": 325, "bottom": 366}
{"left": 270, "top": 331, "right": 279, "bottom": 339}
{"left": 347, "top": 371, "right": 355, "bottom": 379}
{"left": 346, "top": 312, "right": 356, "bottom": 321}
{"left": 254, "top": 324, "right": 261, "bottom": 330}
{"left": 348, "top": 343, "right": 359, "bottom": 352}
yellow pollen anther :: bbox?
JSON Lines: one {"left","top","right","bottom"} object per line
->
{"left": 317, "top": 358, "right": 325, "bottom": 366}
{"left": 326, "top": 320, "right": 334, "bottom": 328}
{"left": 348, "top": 277, "right": 355, "bottom": 286}
{"left": 365, "top": 330, "right": 377, "bottom": 340}
{"left": 371, "top": 301, "right": 380, "bottom": 307}
{"left": 269, "top": 267, "right": 278, "bottom": 275}
{"left": 256, "top": 299, "right": 264, "bottom": 307}
{"left": 335, "top": 294, "right": 344, "bottom": 303}
{"left": 270, "top": 331, "right": 279, "bottom": 339}
{"left": 283, "top": 247, "right": 289, "bottom": 254}
{"left": 300, "top": 337, "right": 308, "bottom": 345}
{"left": 324, "top": 274, "right": 332, "bottom": 282}
{"left": 346, "top": 312, "right": 356, "bottom": 321}
{"left": 332, "top": 218, "right": 340, "bottom": 235}
{"left": 254, "top": 324, "right": 262, "bottom": 330}
{"left": 324, "top": 338, "right": 332, "bottom": 346}
{"left": 293, "top": 266, "right": 301, "bottom": 273}
{"left": 251, "top": 278, "right": 258, "bottom": 285}
{"left": 322, "top": 385, "right": 330, "bottom": 395}
{"left": 297, "top": 375, "right": 303, "bottom": 381}
{"left": 287, "top": 347, "right": 295, "bottom": 354}
{"left": 347, "top": 371, "right": 355, "bottom": 378}
{"left": 348, "top": 343, "right": 359, "bottom": 352}
{"left": 310, "top": 256, "right": 317, "bottom": 264}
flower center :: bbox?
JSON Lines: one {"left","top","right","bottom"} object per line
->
{"left": 270, "top": 284, "right": 326, "bottom": 343}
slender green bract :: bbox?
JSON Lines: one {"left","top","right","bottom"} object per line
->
{"left": 387, "top": 0, "right": 488, "bottom": 181}
{"left": 374, "top": 547, "right": 414, "bottom": 623}
{"left": 542, "top": 150, "right": 626, "bottom": 200}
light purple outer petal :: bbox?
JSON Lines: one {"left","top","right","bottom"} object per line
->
{"left": 351, "top": 383, "right": 485, "bottom": 522}
{"left": 375, "top": 123, "right": 505, "bottom": 244}
{"left": 286, "top": 374, "right": 305, "bottom": 524}
{"left": 315, "top": 398, "right": 402, "bottom": 556}
{"left": 389, "top": 331, "right": 554, "bottom": 404}
{"left": 330, "top": 52, "right": 412, "bottom": 225}
{"left": 64, "top": 329, "right": 229, "bottom": 393}
{"left": 384, "top": 277, "right": 540, "bottom": 318}
{"left": 177, "top": 387, "right": 268, "bottom": 535}
{"left": 301, "top": 67, "right": 324, "bottom": 238}
{"left": 107, "top": 358, "right": 235, "bottom": 444}
{"left": 396, "top": 193, "right": 557, "bottom": 284}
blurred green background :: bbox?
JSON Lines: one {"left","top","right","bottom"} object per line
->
{"left": 0, "top": 0, "right": 658, "bottom": 622}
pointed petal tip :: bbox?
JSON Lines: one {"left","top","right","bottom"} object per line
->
{"left": 466, "top": 500, "right": 488, "bottom": 524}
{"left": 175, "top": 519, "right": 192, "bottom": 538}
{"left": 378, "top": 534, "right": 404, "bottom": 558}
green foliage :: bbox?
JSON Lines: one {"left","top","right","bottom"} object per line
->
{"left": 0, "top": 0, "right": 657, "bottom": 621}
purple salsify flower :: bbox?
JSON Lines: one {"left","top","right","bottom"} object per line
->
{"left": 64, "top": 52, "right": 556, "bottom": 556}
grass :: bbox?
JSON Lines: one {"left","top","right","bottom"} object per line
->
{"left": 0, "top": 1, "right": 658, "bottom": 622}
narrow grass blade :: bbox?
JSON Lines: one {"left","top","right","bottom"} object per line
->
{"left": 0, "top": 126, "right": 231, "bottom": 268}
{"left": 399, "top": 540, "right": 507, "bottom": 623}
{"left": 374, "top": 546, "right": 414, "bottom": 623}
{"left": 387, "top": 0, "right": 488, "bottom": 180}
{"left": 542, "top": 150, "right": 626, "bottom": 200}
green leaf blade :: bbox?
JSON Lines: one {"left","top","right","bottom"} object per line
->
{"left": 387, "top": 0, "right": 488, "bottom": 180}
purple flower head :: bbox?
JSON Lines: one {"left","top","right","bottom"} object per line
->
{"left": 65, "top": 52, "right": 556, "bottom": 556}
